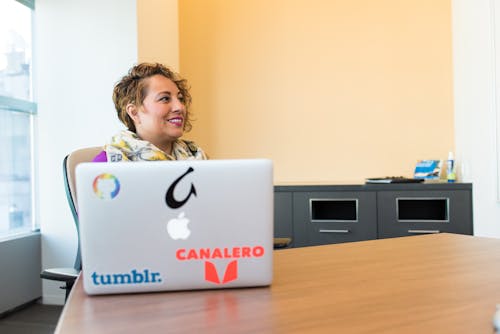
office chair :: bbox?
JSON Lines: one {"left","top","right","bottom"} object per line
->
{"left": 40, "top": 146, "right": 102, "bottom": 301}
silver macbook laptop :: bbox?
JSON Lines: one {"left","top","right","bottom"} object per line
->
{"left": 75, "top": 159, "right": 273, "bottom": 295}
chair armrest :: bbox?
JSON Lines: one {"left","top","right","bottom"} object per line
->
{"left": 40, "top": 267, "right": 79, "bottom": 282}
{"left": 273, "top": 237, "right": 292, "bottom": 249}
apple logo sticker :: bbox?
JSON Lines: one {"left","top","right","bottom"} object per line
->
{"left": 167, "top": 212, "right": 191, "bottom": 240}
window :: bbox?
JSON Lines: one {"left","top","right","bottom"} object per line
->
{"left": 0, "top": 0, "right": 36, "bottom": 238}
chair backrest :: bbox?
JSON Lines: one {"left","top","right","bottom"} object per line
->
{"left": 63, "top": 146, "right": 102, "bottom": 270}
{"left": 65, "top": 147, "right": 103, "bottom": 210}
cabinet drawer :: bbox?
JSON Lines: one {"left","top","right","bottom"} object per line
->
{"left": 293, "top": 191, "right": 377, "bottom": 247}
{"left": 377, "top": 190, "right": 473, "bottom": 238}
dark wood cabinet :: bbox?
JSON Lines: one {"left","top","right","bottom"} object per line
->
{"left": 274, "top": 183, "right": 473, "bottom": 248}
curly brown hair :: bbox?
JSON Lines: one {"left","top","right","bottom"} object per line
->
{"left": 113, "top": 63, "right": 192, "bottom": 133}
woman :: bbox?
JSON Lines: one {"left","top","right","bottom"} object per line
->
{"left": 93, "top": 63, "right": 207, "bottom": 162}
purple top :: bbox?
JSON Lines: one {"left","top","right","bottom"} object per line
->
{"left": 92, "top": 150, "right": 107, "bottom": 162}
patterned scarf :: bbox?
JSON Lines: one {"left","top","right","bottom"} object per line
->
{"left": 105, "top": 130, "right": 207, "bottom": 162}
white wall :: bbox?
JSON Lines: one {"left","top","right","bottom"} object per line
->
{"left": 452, "top": 0, "right": 500, "bottom": 238}
{"left": 35, "top": 0, "right": 137, "bottom": 304}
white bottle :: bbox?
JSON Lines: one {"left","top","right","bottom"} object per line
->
{"left": 447, "top": 151, "right": 456, "bottom": 183}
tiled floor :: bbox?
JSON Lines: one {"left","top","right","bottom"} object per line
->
{"left": 0, "top": 301, "right": 62, "bottom": 334}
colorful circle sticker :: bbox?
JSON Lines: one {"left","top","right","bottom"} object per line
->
{"left": 93, "top": 173, "right": 120, "bottom": 199}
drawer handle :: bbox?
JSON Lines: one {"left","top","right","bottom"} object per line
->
{"left": 319, "top": 229, "right": 350, "bottom": 234}
{"left": 408, "top": 229, "right": 440, "bottom": 234}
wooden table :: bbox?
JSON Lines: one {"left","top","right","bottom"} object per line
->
{"left": 55, "top": 233, "right": 500, "bottom": 333}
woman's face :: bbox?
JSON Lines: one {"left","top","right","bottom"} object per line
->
{"left": 133, "top": 74, "right": 186, "bottom": 150}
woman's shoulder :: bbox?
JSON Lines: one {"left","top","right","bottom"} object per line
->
{"left": 179, "top": 139, "right": 200, "bottom": 154}
{"left": 92, "top": 150, "right": 107, "bottom": 162}
{"left": 176, "top": 139, "right": 208, "bottom": 159}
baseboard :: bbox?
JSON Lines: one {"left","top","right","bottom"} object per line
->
{"left": 41, "top": 294, "right": 64, "bottom": 306}
{"left": 0, "top": 298, "right": 39, "bottom": 319}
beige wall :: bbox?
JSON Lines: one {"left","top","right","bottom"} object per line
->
{"left": 144, "top": 0, "right": 454, "bottom": 184}
{"left": 137, "top": 0, "right": 179, "bottom": 70}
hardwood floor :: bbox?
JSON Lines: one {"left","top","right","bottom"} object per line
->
{"left": 0, "top": 300, "right": 62, "bottom": 334}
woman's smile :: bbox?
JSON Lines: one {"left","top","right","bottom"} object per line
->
{"left": 166, "top": 116, "right": 184, "bottom": 127}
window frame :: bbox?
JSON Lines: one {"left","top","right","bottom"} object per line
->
{"left": 0, "top": 0, "right": 37, "bottom": 237}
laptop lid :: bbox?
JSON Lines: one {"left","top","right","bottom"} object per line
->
{"left": 75, "top": 159, "right": 273, "bottom": 295}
